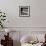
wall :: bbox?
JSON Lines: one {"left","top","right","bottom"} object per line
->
{"left": 0, "top": 0, "right": 46, "bottom": 28}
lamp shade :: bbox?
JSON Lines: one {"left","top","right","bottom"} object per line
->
{"left": 5, "top": 29, "right": 10, "bottom": 33}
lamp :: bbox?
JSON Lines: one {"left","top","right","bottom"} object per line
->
{"left": 5, "top": 29, "right": 10, "bottom": 37}
{"left": 5, "top": 29, "right": 9, "bottom": 33}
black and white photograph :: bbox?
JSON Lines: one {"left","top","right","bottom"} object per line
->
{"left": 19, "top": 6, "right": 30, "bottom": 17}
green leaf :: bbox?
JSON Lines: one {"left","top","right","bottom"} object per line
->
{"left": 4, "top": 13, "right": 5, "bottom": 15}
{"left": 1, "top": 19, "right": 6, "bottom": 21}
{"left": 0, "top": 12, "right": 2, "bottom": 13}
{"left": 0, "top": 21, "right": 1, "bottom": 23}
{"left": 3, "top": 16, "right": 6, "bottom": 17}
{"left": 0, "top": 15, "right": 2, "bottom": 17}
{"left": 1, "top": 25, "right": 3, "bottom": 28}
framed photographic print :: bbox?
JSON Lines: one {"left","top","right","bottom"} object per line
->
{"left": 19, "top": 6, "right": 30, "bottom": 17}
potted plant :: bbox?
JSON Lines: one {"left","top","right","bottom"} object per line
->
{"left": 0, "top": 10, "right": 6, "bottom": 28}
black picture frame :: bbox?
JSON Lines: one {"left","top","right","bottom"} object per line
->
{"left": 19, "top": 6, "right": 30, "bottom": 17}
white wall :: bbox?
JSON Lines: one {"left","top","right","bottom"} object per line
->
{"left": 0, "top": 0, "right": 46, "bottom": 31}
